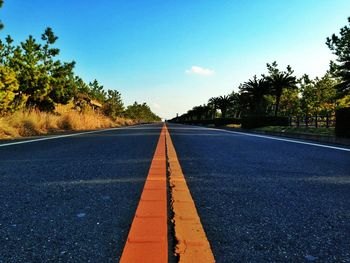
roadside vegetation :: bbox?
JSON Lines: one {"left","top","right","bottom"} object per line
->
{"left": 0, "top": 1, "right": 160, "bottom": 139}
{"left": 0, "top": 104, "right": 137, "bottom": 138}
{"left": 172, "top": 17, "right": 350, "bottom": 135}
{"left": 254, "top": 126, "right": 335, "bottom": 137}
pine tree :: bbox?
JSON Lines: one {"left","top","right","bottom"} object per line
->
{"left": 102, "top": 90, "right": 124, "bottom": 119}
{"left": 0, "top": 66, "right": 20, "bottom": 114}
{"left": 0, "top": 0, "right": 4, "bottom": 30}
{"left": 326, "top": 17, "right": 350, "bottom": 96}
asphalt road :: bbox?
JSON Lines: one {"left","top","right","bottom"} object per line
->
{"left": 1, "top": 123, "right": 350, "bottom": 263}
{"left": 0, "top": 123, "right": 163, "bottom": 262}
{"left": 167, "top": 123, "right": 350, "bottom": 263}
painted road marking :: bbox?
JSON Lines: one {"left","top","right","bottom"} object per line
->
{"left": 165, "top": 125, "right": 215, "bottom": 263}
{"left": 215, "top": 128, "right": 350, "bottom": 152}
{"left": 0, "top": 124, "right": 157, "bottom": 148}
{"left": 170, "top": 125, "right": 350, "bottom": 152}
{"left": 120, "top": 125, "right": 168, "bottom": 263}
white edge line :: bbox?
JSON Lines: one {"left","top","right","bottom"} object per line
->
{"left": 214, "top": 128, "right": 350, "bottom": 152}
{"left": 172, "top": 124, "right": 350, "bottom": 152}
{"left": 0, "top": 124, "right": 156, "bottom": 148}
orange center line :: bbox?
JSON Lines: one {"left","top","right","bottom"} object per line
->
{"left": 120, "top": 124, "right": 168, "bottom": 263}
{"left": 120, "top": 123, "right": 215, "bottom": 262}
{"left": 164, "top": 124, "right": 216, "bottom": 263}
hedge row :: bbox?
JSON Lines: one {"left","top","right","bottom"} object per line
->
{"left": 171, "top": 110, "right": 350, "bottom": 138}
{"left": 335, "top": 107, "right": 350, "bottom": 138}
{"left": 171, "top": 116, "right": 289, "bottom": 129}
{"left": 171, "top": 118, "right": 241, "bottom": 127}
{"left": 241, "top": 115, "right": 289, "bottom": 129}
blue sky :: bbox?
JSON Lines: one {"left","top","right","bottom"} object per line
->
{"left": 1, "top": 0, "right": 350, "bottom": 119}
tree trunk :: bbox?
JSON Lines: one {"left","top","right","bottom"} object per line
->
{"left": 274, "top": 96, "right": 281, "bottom": 116}
{"left": 222, "top": 108, "right": 226, "bottom": 118}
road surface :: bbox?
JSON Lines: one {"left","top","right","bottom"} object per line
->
{"left": 0, "top": 124, "right": 163, "bottom": 262}
{"left": 1, "top": 123, "right": 349, "bottom": 262}
{"left": 167, "top": 123, "right": 350, "bottom": 262}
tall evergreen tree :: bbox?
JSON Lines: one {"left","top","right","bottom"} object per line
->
{"left": 0, "top": 66, "right": 19, "bottom": 114}
{"left": 0, "top": 36, "right": 15, "bottom": 65}
{"left": 13, "top": 35, "right": 53, "bottom": 110}
{"left": 3, "top": 28, "right": 77, "bottom": 111}
{"left": 326, "top": 17, "right": 350, "bottom": 96}
{"left": 102, "top": 90, "right": 124, "bottom": 119}
{"left": 89, "top": 79, "right": 107, "bottom": 102}
{"left": 0, "top": 0, "right": 4, "bottom": 30}
{"left": 299, "top": 73, "right": 338, "bottom": 116}
{"left": 124, "top": 102, "right": 160, "bottom": 122}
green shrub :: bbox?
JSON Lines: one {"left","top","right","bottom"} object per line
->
{"left": 241, "top": 115, "right": 289, "bottom": 129}
{"left": 335, "top": 107, "right": 350, "bottom": 138}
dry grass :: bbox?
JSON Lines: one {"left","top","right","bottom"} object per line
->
{"left": 226, "top": 123, "right": 241, "bottom": 129}
{"left": 0, "top": 105, "right": 135, "bottom": 139}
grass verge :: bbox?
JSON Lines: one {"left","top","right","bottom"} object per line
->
{"left": 254, "top": 126, "right": 335, "bottom": 137}
{"left": 0, "top": 107, "right": 135, "bottom": 139}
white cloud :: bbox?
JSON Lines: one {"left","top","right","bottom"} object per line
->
{"left": 185, "top": 65, "right": 214, "bottom": 76}
{"left": 152, "top": 103, "right": 161, "bottom": 109}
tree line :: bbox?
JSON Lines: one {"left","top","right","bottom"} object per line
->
{"left": 173, "top": 17, "right": 350, "bottom": 123}
{"left": 0, "top": 3, "right": 160, "bottom": 122}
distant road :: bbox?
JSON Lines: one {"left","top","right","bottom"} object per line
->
{"left": 167, "top": 123, "right": 350, "bottom": 262}
{"left": 0, "top": 124, "right": 163, "bottom": 262}
{"left": 1, "top": 123, "right": 349, "bottom": 262}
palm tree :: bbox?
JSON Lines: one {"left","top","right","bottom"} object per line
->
{"left": 186, "top": 109, "right": 195, "bottom": 121}
{"left": 191, "top": 106, "right": 204, "bottom": 120}
{"left": 202, "top": 104, "right": 212, "bottom": 120}
{"left": 240, "top": 75, "right": 270, "bottom": 114}
{"left": 208, "top": 97, "right": 220, "bottom": 119}
{"left": 226, "top": 91, "right": 241, "bottom": 118}
{"left": 237, "top": 92, "right": 251, "bottom": 117}
{"left": 265, "top": 62, "right": 297, "bottom": 116}
{"left": 217, "top": 95, "right": 233, "bottom": 118}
